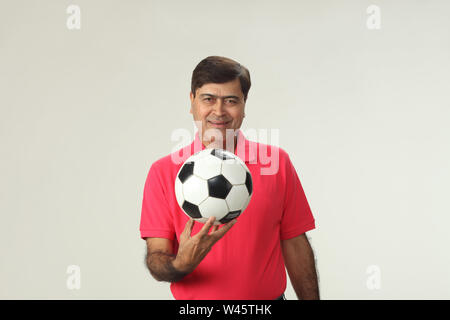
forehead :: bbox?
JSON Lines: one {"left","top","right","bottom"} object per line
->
{"left": 196, "top": 78, "right": 242, "bottom": 96}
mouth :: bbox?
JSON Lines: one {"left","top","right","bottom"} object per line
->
{"left": 208, "top": 120, "right": 231, "bottom": 128}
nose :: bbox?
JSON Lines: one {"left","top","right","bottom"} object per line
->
{"left": 212, "top": 98, "right": 225, "bottom": 116}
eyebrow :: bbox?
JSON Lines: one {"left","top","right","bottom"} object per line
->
{"left": 199, "top": 93, "right": 241, "bottom": 100}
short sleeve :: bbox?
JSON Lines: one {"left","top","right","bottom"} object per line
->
{"left": 280, "top": 153, "right": 316, "bottom": 240}
{"left": 139, "top": 162, "right": 176, "bottom": 240}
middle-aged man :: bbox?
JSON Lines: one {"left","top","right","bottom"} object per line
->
{"left": 140, "top": 56, "right": 319, "bottom": 300}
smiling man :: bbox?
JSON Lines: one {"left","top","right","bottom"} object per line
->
{"left": 140, "top": 56, "right": 319, "bottom": 300}
{"left": 189, "top": 65, "right": 247, "bottom": 153}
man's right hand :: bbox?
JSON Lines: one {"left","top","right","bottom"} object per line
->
{"left": 173, "top": 216, "right": 237, "bottom": 274}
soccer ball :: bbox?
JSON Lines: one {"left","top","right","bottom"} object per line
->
{"left": 174, "top": 148, "right": 253, "bottom": 225}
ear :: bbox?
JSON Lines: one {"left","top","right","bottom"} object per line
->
{"left": 189, "top": 91, "right": 194, "bottom": 114}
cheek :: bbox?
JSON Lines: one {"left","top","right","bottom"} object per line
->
{"left": 199, "top": 106, "right": 211, "bottom": 118}
{"left": 192, "top": 107, "right": 209, "bottom": 120}
{"left": 231, "top": 109, "right": 245, "bottom": 121}
{"left": 200, "top": 111, "right": 210, "bottom": 120}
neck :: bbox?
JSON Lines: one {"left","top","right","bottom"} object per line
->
{"left": 202, "top": 133, "right": 238, "bottom": 153}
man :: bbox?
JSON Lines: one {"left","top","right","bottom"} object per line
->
{"left": 140, "top": 56, "right": 319, "bottom": 300}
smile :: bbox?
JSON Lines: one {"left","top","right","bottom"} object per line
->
{"left": 208, "top": 121, "right": 230, "bottom": 128}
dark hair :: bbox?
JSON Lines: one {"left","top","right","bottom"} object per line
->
{"left": 191, "top": 56, "right": 251, "bottom": 102}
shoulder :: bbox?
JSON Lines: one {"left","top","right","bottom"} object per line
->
{"left": 143, "top": 155, "right": 173, "bottom": 182}
{"left": 150, "top": 143, "right": 191, "bottom": 170}
{"left": 151, "top": 153, "right": 175, "bottom": 170}
{"left": 248, "top": 139, "right": 291, "bottom": 164}
{"left": 245, "top": 138, "right": 293, "bottom": 176}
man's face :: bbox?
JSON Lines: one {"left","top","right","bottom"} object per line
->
{"left": 190, "top": 78, "right": 246, "bottom": 147}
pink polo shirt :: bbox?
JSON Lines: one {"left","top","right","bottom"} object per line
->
{"left": 140, "top": 129, "right": 315, "bottom": 300}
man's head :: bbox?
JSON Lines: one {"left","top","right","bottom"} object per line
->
{"left": 189, "top": 56, "right": 251, "bottom": 149}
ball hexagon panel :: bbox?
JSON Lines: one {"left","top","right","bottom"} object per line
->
{"left": 195, "top": 217, "right": 210, "bottom": 224}
{"left": 234, "top": 156, "right": 249, "bottom": 173}
{"left": 188, "top": 148, "right": 213, "bottom": 162}
{"left": 183, "top": 175, "right": 208, "bottom": 205}
{"left": 198, "top": 197, "right": 229, "bottom": 223}
{"left": 241, "top": 193, "right": 252, "bottom": 212}
{"left": 221, "top": 158, "right": 246, "bottom": 185}
{"left": 225, "top": 184, "right": 249, "bottom": 212}
{"left": 207, "top": 175, "right": 233, "bottom": 199}
{"left": 193, "top": 154, "right": 223, "bottom": 180}
{"left": 174, "top": 176, "right": 184, "bottom": 205}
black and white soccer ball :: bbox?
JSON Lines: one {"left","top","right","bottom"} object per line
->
{"left": 174, "top": 148, "right": 253, "bottom": 225}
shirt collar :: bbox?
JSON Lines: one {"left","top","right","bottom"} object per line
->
{"left": 180, "top": 129, "right": 257, "bottom": 164}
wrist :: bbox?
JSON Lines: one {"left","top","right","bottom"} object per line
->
{"left": 172, "top": 256, "right": 191, "bottom": 275}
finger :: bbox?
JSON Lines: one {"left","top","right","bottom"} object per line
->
{"left": 197, "top": 216, "right": 216, "bottom": 238}
{"left": 211, "top": 219, "right": 237, "bottom": 241}
{"left": 181, "top": 219, "right": 194, "bottom": 240}
{"left": 210, "top": 225, "right": 219, "bottom": 235}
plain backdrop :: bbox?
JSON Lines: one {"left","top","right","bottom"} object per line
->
{"left": 1, "top": 0, "right": 449, "bottom": 299}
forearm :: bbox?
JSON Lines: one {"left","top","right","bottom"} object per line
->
{"left": 290, "top": 265, "right": 320, "bottom": 300}
{"left": 146, "top": 250, "right": 188, "bottom": 283}
{"left": 289, "top": 244, "right": 320, "bottom": 300}
{"left": 282, "top": 234, "right": 320, "bottom": 300}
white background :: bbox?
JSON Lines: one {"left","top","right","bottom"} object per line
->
{"left": 1, "top": 0, "right": 449, "bottom": 299}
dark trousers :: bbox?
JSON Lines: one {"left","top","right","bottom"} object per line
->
{"left": 275, "top": 293, "right": 286, "bottom": 300}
